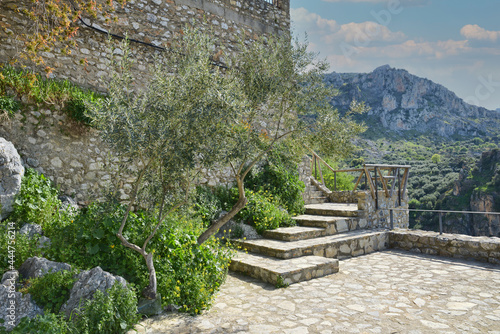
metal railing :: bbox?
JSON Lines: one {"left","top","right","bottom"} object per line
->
{"left": 389, "top": 208, "right": 500, "bottom": 235}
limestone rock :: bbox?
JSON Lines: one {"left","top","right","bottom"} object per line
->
{"left": 59, "top": 195, "right": 79, "bottom": 215}
{"left": 214, "top": 211, "right": 262, "bottom": 240}
{"left": 0, "top": 137, "right": 24, "bottom": 219}
{"left": 1, "top": 270, "right": 19, "bottom": 287}
{"left": 19, "top": 223, "right": 43, "bottom": 238}
{"left": 0, "top": 284, "right": 43, "bottom": 331}
{"left": 60, "top": 266, "right": 127, "bottom": 318}
{"left": 18, "top": 257, "right": 72, "bottom": 279}
{"left": 324, "top": 65, "right": 500, "bottom": 139}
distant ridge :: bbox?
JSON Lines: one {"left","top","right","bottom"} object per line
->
{"left": 325, "top": 65, "right": 500, "bottom": 139}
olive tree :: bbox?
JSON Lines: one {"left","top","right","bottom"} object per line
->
{"left": 86, "top": 28, "right": 241, "bottom": 299}
{"left": 88, "top": 28, "right": 365, "bottom": 299}
{"left": 197, "top": 34, "right": 366, "bottom": 243}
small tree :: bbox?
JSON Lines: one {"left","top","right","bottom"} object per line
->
{"left": 86, "top": 28, "right": 241, "bottom": 299}
{"left": 197, "top": 34, "right": 367, "bottom": 243}
{"left": 431, "top": 153, "right": 442, "bottom": 164}
{"left": 88, "top": 28, "right": 366, "bottom": 299}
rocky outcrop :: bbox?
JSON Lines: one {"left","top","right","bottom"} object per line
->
{"left": 60, "top": 266, "right": 127, "bottom": 318}
{"left": 324, "top": 65, "right": 500, "bottom": 138}
{"left": 0, "top": 137, "right": 24, "bottom": 219}
{"left": 18, "top": 257, "right": 72, "bottom": 279}
{"left": 0, "top": 284, "right": 43, "bottom": 331}
{"left": 442, "top": 149, "right": 500, "bottom": 236}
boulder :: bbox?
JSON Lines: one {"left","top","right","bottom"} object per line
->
{"left": 59, "top": 195, "right": 79, "bottom": 215}
{"left": 138, "top": 293, "right": 163, "bottom": 316}
{"left": 1, "top": 270, "right": 19, "bottom": 287}
{"left": 37, "top": 236, "right": 52, "bottom": 249}
{"left": 19, "top": 223, "right": 43, "bottom": 239}
{"left": 60, "top": 266, "right": 127, "bottom": 318}
{"left": 18, "top": 257, "right": 72, "bottom": 280}
{"left": 214, "top": 211, "right": 261, "bottom": 240}
{"left": 0, "top": 137, "right": 24, "bottom": 220}
{"left": 0, "top": 284, "right": 43, "bottom": 331}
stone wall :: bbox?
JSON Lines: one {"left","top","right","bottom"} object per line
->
{"left": 357, "top": 190, "right": 409, "bottom": 229}
{"left": 389, "top": 230, "right": 500, "bottom": 264}
{"left": 0, "top": 106, "right": 236, "bottom": 204}
{"left": 0, "top": 0, "right": 289, "bottom": 203}
{"left": 0, "top": 0, "right": 290, "bottom": 91}
{"left": 329, "top": 191, "right": 358, "bottom": 204}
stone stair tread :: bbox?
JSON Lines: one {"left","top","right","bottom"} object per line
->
{"left": 293, "top": 214, "right": 350, "bottom": 222}
{"left": 305, "top": 203, "right": 359, "bottom": 211}
{"left": 262, "top": 226, "right": 325, "bottom": 241}
{"left": 232, "top": 252, "right": 337, "bottom": 274}
{"left": 230, "top": 252, "right": 339, "bottom": 285}
{"left": 240, "top": 229, "right": 385, "bottom": 254}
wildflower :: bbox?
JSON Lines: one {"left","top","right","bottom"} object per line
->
{"left": 110, "top": 245, "right": 115, "bottom": 249}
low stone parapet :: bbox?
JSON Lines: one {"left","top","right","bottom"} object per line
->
{"left": 389, "top": 229, "right": 500, "bottom": 264}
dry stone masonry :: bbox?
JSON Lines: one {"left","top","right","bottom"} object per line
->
{"left": 0, "top": 0, "right": 290, "bottom": 91}
{"left": 0, "top": 0, "right": 290, "bottom": 202}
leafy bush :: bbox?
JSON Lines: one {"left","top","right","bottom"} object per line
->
{"left": 46, "top": 201, "right": 232, "bottom": 315}
{"left": 245, "top": 148, "right": 304, "bottom": 216}
{"left": 0, "top": 313, "right": 71, "bottom": 334}
{"left": 23, "top": 269, "right": 78, "bottom": 314}
{"left": 73, "top": 283, "right": 139, "bottom": 334}
{"left": 10, "top": 168, "right": 64, "bottom": 235}
{"left": 0, "top": 226, "right": 42, "bottom": 272}
{"left": 238, "top": 190, "right": 294, "bottom": 234}
{"left": 0, "top": 65, "right": 101, "bottom": 125}
{"left": 0, "top": 95, "right": 20, "bottom": 115}
{"left": 155, "top": 230, "right": 232, "bottom": 314}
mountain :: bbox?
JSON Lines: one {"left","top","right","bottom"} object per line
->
{"left": 497, "top": 108, "right": 500, "bottom": 113}
{"left": 324, "top": 65, "right": 500, "bottom": 139}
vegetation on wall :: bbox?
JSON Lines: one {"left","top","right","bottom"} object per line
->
{"left": 0, "top": 65, "right": 100, "bottom": 124}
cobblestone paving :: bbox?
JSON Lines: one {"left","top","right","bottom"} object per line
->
{"left": 131, "top": 250, "right": 500, "bottom": 334}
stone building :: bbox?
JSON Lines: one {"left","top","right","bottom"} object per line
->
{"left": 0, "top": 0, "right": 290, "bottom": 90}
{"left": 0, "top": 0, "right": 291, "bottom": 202}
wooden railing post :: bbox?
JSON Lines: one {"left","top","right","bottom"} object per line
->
{"left": 334, "top": 172, "right": 337, "bottom": 191}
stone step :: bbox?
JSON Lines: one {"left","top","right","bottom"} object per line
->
{"left": 229, "top": 252, "right": 339, "bottom": 286}
{"left": 293, "top": 215, "right": 368, "bottom": 235}
{"left": 306, "top": 197, "right": 329, "bottom": 204}
{"left": 263, "top": 226, "right": 325, "bottom": 241}
{"left": 305, "top": 203, "right": 361, "bottom": 217}
{"left": 238, "top": 229, "right": 388, "bottom": 260}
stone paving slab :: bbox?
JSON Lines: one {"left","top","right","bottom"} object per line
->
{"left": 238, "top": 230, "right": 387, "bottom": 259}
{"left": 230, "top": 252, "right": 339, "bottom": 285}
{"left": 128, "top": 250, "right": 500, "bottom": 334}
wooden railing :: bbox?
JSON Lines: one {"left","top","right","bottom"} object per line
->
{"left": 309, "top": 150, "right": 411, "bottom": 210}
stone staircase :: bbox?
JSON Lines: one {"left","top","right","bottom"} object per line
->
{"left": 229, "top": 201, "right": 388, "bottom": 286}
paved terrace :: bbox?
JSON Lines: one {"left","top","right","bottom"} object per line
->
{"left": 130, "top": 250, "right": 500, "bottom": 334}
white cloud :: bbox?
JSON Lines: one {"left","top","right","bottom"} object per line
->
{"left": 291, "top": 7, "right": 405, "bottom": 47}
{"left": 460, "top": 24, "right": 500, "bottom": 42}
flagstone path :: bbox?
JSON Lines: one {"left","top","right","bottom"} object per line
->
{"left": 129, "top": 250, "right": 500, "bottom": 334}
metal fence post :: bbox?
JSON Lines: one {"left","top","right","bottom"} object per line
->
{"left": 439, "top": 212, "right": 443, "bottom": 235}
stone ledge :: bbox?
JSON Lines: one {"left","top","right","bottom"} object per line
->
{"left": 389, "top": 229, "right": 500, "bottom": 264}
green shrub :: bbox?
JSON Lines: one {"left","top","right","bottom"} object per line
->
{"left": 0, "top": 225, "right": 42, "bottom": 273}
{"left": 0, "top": 95, "right": 20, "bottom": 115}
{"left": 0, "top": 313, "right": 71, "bottom": 334}
{"left": 10, "top": 168, "right": 64, "bottom": 235}
{"left": 73, "top": 283, "right": 139, "bottom": 334}
{"left": 245, "top": 149, "right": 305, "bottom": 216}
{"left": 46, "top": 201, "right": 232, "bottom": 315}
{"left": 155, "top": 230, "right": 232, "bottom": 314}
{"left": 0, "top": 65, "right": 101, "bottom": 125}
{"left": 238, "top": 190, "right": 294, "bottom": 234}
{"left": 23, "top": 269, "right": 78, "bottom": 314}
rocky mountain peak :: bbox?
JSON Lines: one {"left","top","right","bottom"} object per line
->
{"left": 325, "top": 65, "right": 500, "bottom": 139}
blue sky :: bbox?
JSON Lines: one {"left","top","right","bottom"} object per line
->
{"left": 290, "top": 0, "right": 500, "bottom": 110}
